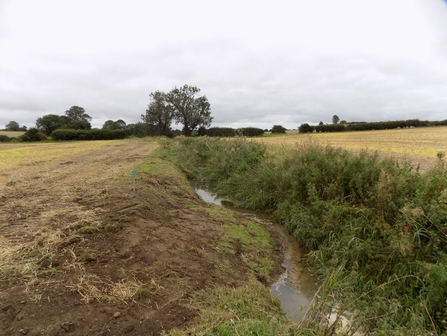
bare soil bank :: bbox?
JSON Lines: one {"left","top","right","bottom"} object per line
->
{"left": 0, "top": 140, "right": 283, "bottom": 335}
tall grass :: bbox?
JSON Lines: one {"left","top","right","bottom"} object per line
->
{"left": 169, "top": 137, "right": 447, "bottom": 335}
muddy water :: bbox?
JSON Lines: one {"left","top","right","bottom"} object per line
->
{"left": 194, "top": 185, "right": 319, "bottom": 322}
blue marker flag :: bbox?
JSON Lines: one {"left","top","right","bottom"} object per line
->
{"left": 132, "top": 168, "right": 137, "bottom": 180}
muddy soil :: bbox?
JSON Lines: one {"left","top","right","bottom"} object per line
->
{"left": 0, "top": 140, "right": 283, "bottom": 336}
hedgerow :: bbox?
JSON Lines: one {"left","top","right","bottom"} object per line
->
{"left": 51, "top": 129, "right": 129, "bottom": 141}
{"left": 236, "top": 127, "right": 265, "bottom": 137}
{"left": 203, "top": 127, "right": 236, "bottom": 137}
{"left": 0, "top": 135, "right": 11, "bottom": 142}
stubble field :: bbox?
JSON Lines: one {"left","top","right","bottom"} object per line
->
{"left": 0, "top": 139, "right": 285, "bottom": 335}
{"left": 257, "top": 126, "right": 447, "bottom": 172}
{"left": 0, "top": 131, "right": 25, "bottom": 137}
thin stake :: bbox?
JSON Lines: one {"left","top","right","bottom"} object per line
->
{"left": 132, "top": 161, "right": 137, "bottom": 192}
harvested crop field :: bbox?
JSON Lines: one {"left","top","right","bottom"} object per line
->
{"left": 0, "top": 140, "right": 284, "bottom": 335}
{"left": 0, "top": 131, "right": 25, "bottom": 137}
{"left": 257, "top": 126, "right": 447, "bottom": 172}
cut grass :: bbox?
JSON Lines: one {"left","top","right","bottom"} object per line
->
{"left": 68, "top": 275, "right": 156, "bottom": 304}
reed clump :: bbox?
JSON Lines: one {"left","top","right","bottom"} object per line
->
{"left": 171, "top": 136, "right": 447, "bottom": 335}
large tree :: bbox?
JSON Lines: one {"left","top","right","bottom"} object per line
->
{"left": 332, "top": 115, "right": 340, "bottom": 124}
{"left": 65, "top": 106, "right": 92, "bottom": 123}
{"left": 142, "top": 91, "right": 174, "bottom": 136}
{"left": 63, "top": 106, "right": 92, "bottom": 129}
{"left": 166, "top": 85, "right": 212, "bottom": 136}
{"left": 5, "top": 121, "right": 21, "bottom": 131}
{"left": 36, "top": 114, "right": 65, "bottom": 136}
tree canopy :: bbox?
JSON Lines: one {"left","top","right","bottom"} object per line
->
{"left": 332, "top": 115, "right": 340, "bottom": 124}
{"left": 143, "top": 85, "right": 212, "bottom": 136}
{"left": 36, "top": 114, "right": 65, "bottom": 136}
{"left": 65, "top": 106, "right": 92, "bottom": 123}
{"left": 5, "top": 121, "right": 26, "bottom": 131}
{"left": 166, "top": 85, "right": 212, "bottom": 136}
{"left": 35, "top": 106, "right": 91, "bottom": 135}
{"left": 141, "top": 91, "right": 174, "bottom": 137}
{"left": 60, "top": 106, "right": 91, "bottom": 130}
{"left": 102, "top": 119, "right": 127, "bottom": 130}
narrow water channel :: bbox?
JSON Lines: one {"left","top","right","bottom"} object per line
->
{"left": 194, "top": 185, "right": 319, "bottom": 322}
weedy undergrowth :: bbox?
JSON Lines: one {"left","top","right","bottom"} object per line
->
{"left": 168, "top": 137, "right": 447, "bottom": 335}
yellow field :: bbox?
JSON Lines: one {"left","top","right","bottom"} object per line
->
{"left": 0, "top": 140, "right": 125, "bottom": 175}
{"left": 255, "top": 126, "right": 447, "bottom": 172}
{"left": 0, "top": 130, "right": 25, "bottom": 137}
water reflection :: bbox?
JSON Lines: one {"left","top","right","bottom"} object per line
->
{"left": 193, "top": 184, "right": 319, "bottom": 322}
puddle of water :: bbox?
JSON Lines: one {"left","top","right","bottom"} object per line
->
{"left": 194, "top": 184, "right": 319, "bottom": 322}
{"left": 195, "top": 188, "right": 222, "bottom": 206}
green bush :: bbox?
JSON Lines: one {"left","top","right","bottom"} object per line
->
{"left": 20, "top": 128, "right": 47, "bottom": 142}
{"left": 270, "top": 125, "right": 286, "bottom": 133}
{"left": 0, "top": 135, "right": 11, "bottom": 142}
{"left": 298, "top": 123, "right": 313, "bottom": 133}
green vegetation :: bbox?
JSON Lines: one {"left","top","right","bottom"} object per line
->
{"left": 51, "top": 129, "right": 128, "bottom": 141}
{"left": 167, "top": 136, "right": 447, "bottom": 335}
{"left": 142, "top": 90, "right": 175, "bottom": 137}
{"left": 36, "top": 106, "right": 92, "bottom": 136}
{"left": 102, "top": 119, "right": 127, "bottom": 130}
{"left": 200, "top": 127, "right": 236, "bottom": 137}
{"left": 271, "top": 125, "right": 287, "bottom": 134}
{"left": 21, "top": 128, "right": 47, "bottom": 142}
{"left": 236, "top": 127, "right": 265, "bottom": 137}
{"left": 172, "top": 276, "right": 316, "bottom": 336}
{"left": 0, "top": 134, "right": 12, "bottom": 142}
{"left": 5, "top": 120, "right": 27, "bottom": 131}
{"left": 143, "top": 85, "right": 212, "bottom": 137}
{"left": 332, "top": 115, "right": 340, "bottom": 124}
{"left": 299, "top": 123, "right": 313, "bottom": 133}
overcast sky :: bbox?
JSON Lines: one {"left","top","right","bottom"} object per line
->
{"left": 1, "top": 0, "right": 447, "bottom": 130}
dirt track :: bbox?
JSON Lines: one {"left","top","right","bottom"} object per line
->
{"left": 0, "top": 140, "right": 283, "bottom": 335}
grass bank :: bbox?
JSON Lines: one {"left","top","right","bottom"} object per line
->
{"left": 165, "top": 136, "right": 447, "bottom": 335}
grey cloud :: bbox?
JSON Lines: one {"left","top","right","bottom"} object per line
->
{"left": 1, "top": 1, "right": 447, "bottom": 131}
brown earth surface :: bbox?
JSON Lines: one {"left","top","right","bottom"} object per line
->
{"left": 0, "top": 140, "right": 284, "bottom": 336}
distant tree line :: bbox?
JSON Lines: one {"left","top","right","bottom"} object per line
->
{"left": 299, "top": 119, "right": 447, "bottom": 133}
{"left": 196, "top": 125, "right": 288, "bottom": 137}
{"left": 196, "top": 127, "right": 266, "bottom": 137}
{"left": 2, "top": 85, "right": 215, "bottom": 142}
